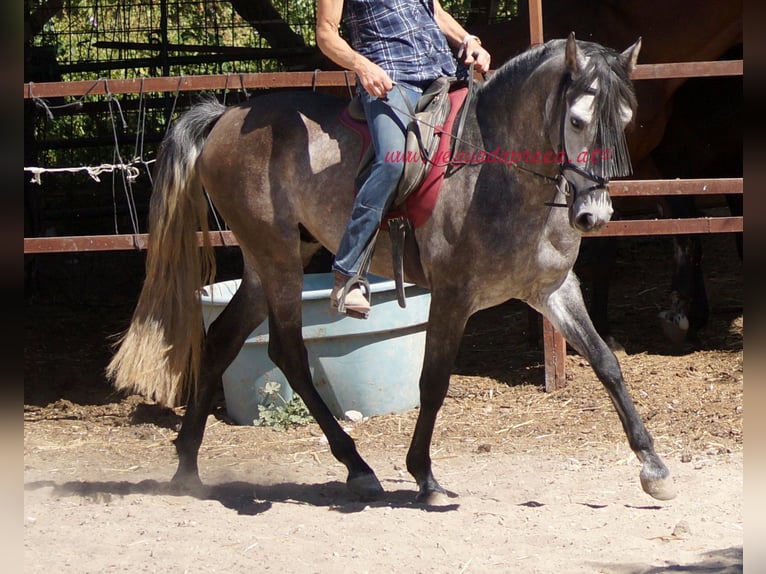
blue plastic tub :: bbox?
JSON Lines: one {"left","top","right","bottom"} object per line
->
{"left": 200, "top": 273, "right": 431, "bottom": 424}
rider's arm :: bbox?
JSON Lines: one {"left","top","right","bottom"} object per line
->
{"left": 316, "top": 0, "right": 393, "bottom": 96}
{"left": 432, "top": 0, "right": 491, "bottom": 73}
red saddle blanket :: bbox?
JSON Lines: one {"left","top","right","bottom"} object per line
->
{"left": 339, "top": 86, "right": 469, "bottom": 230}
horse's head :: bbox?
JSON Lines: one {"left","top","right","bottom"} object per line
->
{"left": 556, "top": 32, "right": 641, "bottom": 232}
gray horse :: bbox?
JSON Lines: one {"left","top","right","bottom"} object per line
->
{"left": 108, "top": 33, "right": 676, "bottom": 503}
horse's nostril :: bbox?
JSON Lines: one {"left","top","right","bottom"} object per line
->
{"left": 576, "top": 212, "right": 595, "bottom": 230}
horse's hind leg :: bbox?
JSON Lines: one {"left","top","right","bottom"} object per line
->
{"left": 537, "top": 271, "right": 676, "bottom": 501}
{"left": 172, "top": 267, "right": 267, "bottom": 489}
{"left": 254, "top": 245, "right": 383, "bottom": 500}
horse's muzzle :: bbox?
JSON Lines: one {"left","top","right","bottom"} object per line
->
{"left": 570, "top": 187, "right": 613, "bottom": 232}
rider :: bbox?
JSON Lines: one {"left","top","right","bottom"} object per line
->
{"left": 316, "top": 0, "right": 491, "bottom": 317}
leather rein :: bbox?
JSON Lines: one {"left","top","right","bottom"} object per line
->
{"left": 383, "top": 68, "right": 611, "bottom": 209}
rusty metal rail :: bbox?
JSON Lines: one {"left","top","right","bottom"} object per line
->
{"left": 22, "top": 177, "right": 743, "bottom": 254}
{"left": 22, "top": 61, "right": 742, "bottom": 101}
{"left": 23, "top": 71, "right": 356, "bottom": 99}
{"left": 587, "top": 178, "right": 743, "bottom": 237}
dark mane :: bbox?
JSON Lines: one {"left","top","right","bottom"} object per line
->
{"left": 481, "top": 38, "right": 636, "bottom": 178}
{"left": 570, "top": 41, "right": 637, "bottom": 178}
{"left": 480, "top": 39, "right": 562, "bottom": 89}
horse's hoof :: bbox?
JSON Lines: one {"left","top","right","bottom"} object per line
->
{"left": 414, "top": 476, "right": 450, "bottom": 505}
{"left": 347, "top": 473, "right": 384, "bottom": 501}
{"left": 640, "top": 471, "right": 677, "bottom": 501}
{"left": 415, "top": 489, "right": 452, "bottom": 506}
{"left": 170, "top": 470, "right": 206, "bottom": 495}
{"left": 658, "top": 310, "right": 689, "bottom": 345}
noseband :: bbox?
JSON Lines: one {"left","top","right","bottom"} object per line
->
{"left": 517, "top": 77, "right": 612, "bottom": 209}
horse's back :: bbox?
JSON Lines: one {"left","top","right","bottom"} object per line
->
{"left": 204, "top": 90, "right": 350, "bottom": 153}
{"left": 197, "top": 90, "right": 360, "bottom": 251}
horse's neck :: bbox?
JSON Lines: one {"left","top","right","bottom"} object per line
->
{"left": 475, "top": 56, "right": 560, "bottom": 169}
{"left": 466, "top": 91, "right": 558, "bottom": 221}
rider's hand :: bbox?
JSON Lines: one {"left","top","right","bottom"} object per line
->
{"left": 355, "top": 58, "right": 394, "bottom": 98}
{"left": 462, "top": 38, "right": 491, "bottom": 74}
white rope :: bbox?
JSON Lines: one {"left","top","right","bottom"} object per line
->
{"left": 24, "top": 160, "right": 153, "bottom": 185}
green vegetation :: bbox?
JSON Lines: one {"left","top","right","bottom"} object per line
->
{"left": 254, "top": 382, "right": 313, "bottom": 430}
{"left": 26, "top": 0, "right": 520, "bottom": 81}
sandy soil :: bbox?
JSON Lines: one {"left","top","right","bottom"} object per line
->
{"left": 24, "top": 234, "right": 743, "bottom": 573}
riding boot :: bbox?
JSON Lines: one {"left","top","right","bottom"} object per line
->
{"left": 330, "top": 271, "right": 371, "bottom": 319}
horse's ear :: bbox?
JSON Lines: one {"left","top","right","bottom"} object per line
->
{"left": 621, "top": 37, "right": 642, "bottom": 75}
{"left": 565, "top": 31, "right": 586, "bottom": 77}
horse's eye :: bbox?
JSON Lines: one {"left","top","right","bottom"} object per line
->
{"left": 570, "top": 117, "right": 584, "bottom": 130}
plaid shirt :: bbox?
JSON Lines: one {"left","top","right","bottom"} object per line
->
{"left": 343, "top": 0, "right": 457, "bottom": 85}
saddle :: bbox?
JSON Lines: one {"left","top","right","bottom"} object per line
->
{"left": 339, "top": 77, "right": 473, "bottom": 308}
{"left": 346, "top": 76, "right": 460, "bottom": 208}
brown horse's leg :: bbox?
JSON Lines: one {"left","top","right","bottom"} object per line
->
{"left": 406, "top": 290, "right": 471, "bottom": 503}
{"left": 259, "top": 267, "right": 383, "bottom": 500}
{"left": 577, "top": 234, "right": 620, "bottom": 349}
{"left": 171, "top": 271, "right": 267, "bottom": 490}
{"left": 539, "top": 271, "right": 676, "bottom": 501}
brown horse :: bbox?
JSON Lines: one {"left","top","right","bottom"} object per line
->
{"left": 108, "top": 35, "right": 676, "bottom": 503}
{"left": 474, "top": 0, "right": 743, "bottom": 346}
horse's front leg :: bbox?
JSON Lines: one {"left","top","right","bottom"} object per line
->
{"left": 536, "top": 271, "right": 676, "bottom": 501}
{"left": 406, "top": 289, "right": 471, "bottom": 503}
{"left": 658, "top": 233, "right": 707, "bottom": 348}
{"left": 171, "top": 274, "right": 266, "bottom": 490}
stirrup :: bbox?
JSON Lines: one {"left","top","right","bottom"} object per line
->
{"left": 334, "top": 273, "right": 372, "bottom": 319}
{"left": 333, "top": 229, "right": 378, "bottom": 319}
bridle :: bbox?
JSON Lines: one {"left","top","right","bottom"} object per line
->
{"left": 553, "top": 80, "right": 610, "bottom": 204}
{"left": 506, "top": 76, "right": 612, "bottom": 208}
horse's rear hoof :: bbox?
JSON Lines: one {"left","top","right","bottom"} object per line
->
{"left": 170, "top": 470, "right": 206, "bottom": 495}
{"left": 640, "top": 472, "right": 677, "bottom": 501}
{"left": 347, "top": 472, "right": 384, "bottom": 501}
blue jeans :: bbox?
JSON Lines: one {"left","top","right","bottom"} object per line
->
{"left": 333, "top": 83, "right": 423, "bottom": 277}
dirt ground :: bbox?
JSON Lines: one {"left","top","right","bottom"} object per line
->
{"left": 24, "top": 233, "right": 743, "bottom": 573}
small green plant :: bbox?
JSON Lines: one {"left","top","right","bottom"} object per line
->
{"left": 254, "top": 381, "right": 313, "bottom": 430}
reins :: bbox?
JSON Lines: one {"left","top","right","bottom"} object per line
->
{"left": 382, "top": 66, "right": 614, "bottom": 208}
{"left": 386, "top": 86, "right": 560, "bottom": 186}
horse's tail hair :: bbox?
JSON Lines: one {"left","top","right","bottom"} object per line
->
{"left": 106, "top": 97, "right": 227, "bottom": 407}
